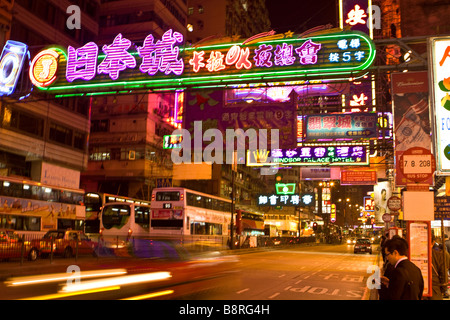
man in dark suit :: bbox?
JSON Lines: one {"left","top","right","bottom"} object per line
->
{"left": 380, "top": 236, "right": 424, "bottom": 300}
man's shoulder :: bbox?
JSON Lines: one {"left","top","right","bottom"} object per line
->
{"left": 396, "top": 259, "right": 423, "bottom": 279}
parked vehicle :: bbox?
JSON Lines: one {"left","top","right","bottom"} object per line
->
{"left": 0, "top": 229, "right": 38, "bottom": 261}
{"left": 36, "top": 229, "right": 98, "bottom": 258}
{"left": 354, "top": 238, "right": 372, "bottom": 254}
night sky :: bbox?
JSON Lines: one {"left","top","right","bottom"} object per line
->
{"left": 265, "top": 0, "right": 339, "bottom": 34}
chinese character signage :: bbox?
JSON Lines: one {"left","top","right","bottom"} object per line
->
{"left": 340, "top": 0, "right": 372, "bottom": 37}
{"left": 257, "top": 193, "right": 315, "bottom": 207}
{"left": 184, "top": 90, "right": 297, "bottom": 149}
{"left": 430, "top": 37, "right": 450, "bottom": 175}
{"left": 247, "top": 145, "right": 369, "bottom": 166}
{"left": 434, "top": 197, "right": 450, "bottom": 219}
{"left": 341, "top": 170, "right": 377, "bottom": 185}
{"left": 23, "top": 29, "right": 375, "bottom": 95}
{"left": 305, "top": 112, "right": 377, "bottom": 141}
{"left": 364, "top": 196, "right": 375, "bottom": 211}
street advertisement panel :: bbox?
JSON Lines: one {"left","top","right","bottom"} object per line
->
{"left": 430, "top": 37, "right": 450, "bottom": 175}
{"left": 391, "top": 71, "right": 432, "bottom": 186}
{"left": 373, "top": 181, "right": 391, "bottom": 224}
{"left": 408, "top": 221, "right": 432, "bottom": 298}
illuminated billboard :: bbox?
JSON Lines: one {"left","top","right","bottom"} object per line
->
{"left": 430, "top": 37, "right": 450, "bottom": 174}
{"left": 24, "top": 29, "right": 375, "bottom": 95}
{"left": 247, "top": 144, "right": 369, "bottom": 166}
{"left": 305, "top": 112, "right": 378, "bottom": 141}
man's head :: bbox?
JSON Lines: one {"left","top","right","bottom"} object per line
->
{"left": 384, "top": 236, "right": 408, "bottom": 265}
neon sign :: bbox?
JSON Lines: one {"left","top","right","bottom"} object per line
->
{"left": 247, "top": 145, "right": 369, "bottom": 166}
{"left": 0, "top": 40, "right": 28, "bottom": 96}
{"left": 305, "top": 113, "right": 377, "bottom": 140}
{"left": 26, "top": 29, "right": 375, "bottom": 95}
{"left": 257, "top": 193, "right": 314, "bottom": 207}
{"left": 275, "top": 183, "right": 296, "bottom": 195}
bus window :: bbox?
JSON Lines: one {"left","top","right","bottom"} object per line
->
{"left": 135, "top": 206, "right": 150, "bottom": 228}
{"left": 102, "top": 205, "right": 130, "bottom": 229}
{"left": 156, "top": 192, "right": 180, "bottom": 201}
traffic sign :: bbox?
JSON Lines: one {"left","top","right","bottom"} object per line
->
{"left": 382, "top": 214, "right": 392, "bottom": 222}
{"left": 399, "top": 147, "right": 436, "bottom": 184}
{"left": 156, "top": 178, "right": 172, "bottom": 188}
{"left": 387, "top": 196, "right": 402, "bottom": 212}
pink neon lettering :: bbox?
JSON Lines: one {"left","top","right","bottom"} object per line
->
{"left": 274, "top": 43, "right": 295, "bottom": 66}
{"left": 66, "top": 42, "right": 98, "bottom": 82}
{"left": 254, "top": 44, "right": 273, "bottom": 67}
{"left": 322, "top": 116, "right": 337, "bottom": 130}
{"left": 295, "top": 39, "right": 321, "bottom": 65}
{"left": 138, "top": 29, "right": 184, "bottom": 75}
{"left": 97, "top": 33, "right": 136, "bottom": 80}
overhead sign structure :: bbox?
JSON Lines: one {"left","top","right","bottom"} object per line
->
{"left": 23, "top": 29, "right": 375, "bottom": 95}
{"left": 247, "top": 144, "right": 369, "bottom": 166}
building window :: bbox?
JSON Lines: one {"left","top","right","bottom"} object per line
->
{"left": 49, "top": 123, "right": 73, "bottom": 147}
{"left": 198, "top": 5, "right": 204, "bottom": 14}
{"left": 2, "top": 105, "right": 44, "bottom": 137}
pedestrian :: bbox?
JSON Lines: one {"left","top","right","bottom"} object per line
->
{"left": 380, "top": 236, "right": 424, "bottom": 300}
{"left": 427, "top": 235, "right": 450, "bottom": 300}
{"left": 445, "top": 234, "right": 450, "bottom": 253}
{"left": 378, "top": 259, "right": 395, "bottom": 300}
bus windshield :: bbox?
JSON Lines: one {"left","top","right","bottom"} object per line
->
{"left": 155, "top": 191, "right": 180, "bottom": 201}
{"left": 102, "top": 205, "right": 130, "bottom": 229}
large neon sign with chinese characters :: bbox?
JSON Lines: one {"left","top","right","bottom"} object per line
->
{"left": 27, "top": 29, "right": 375, "bottom": 95}
{"left": 305, "top": 112, "right": 378, "bottom": 141}
{"left": 257, "top": 193, "right": 315, "bottom": 207}
{"left": 247, "top": 145, "right": 369, "bottom": 166}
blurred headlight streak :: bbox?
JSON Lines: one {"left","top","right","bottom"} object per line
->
{"left": 6, "top": 269, "right": 128, "bottom": 287}
{"left": 121, "top": 289, "right": 174, "bottom": 300}
{"left": 60, "top": 271, "right": 172, "bottom": 293}
{"left": 21, "top": 286, "right": 121, "bottom": 300}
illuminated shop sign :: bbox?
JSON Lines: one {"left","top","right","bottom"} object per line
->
{"left": 257, "top": 193, "right": 314, "bottom": 207}
{"left": 430, "top": 37, "right": 450, "bottom": 174}
{"left": 305, "top": 112, "right": 378, "bottom": 141}
{"left": 0, "top": 40, "right": 29, "bottom": 97}
{"left": 275, "top": 183, "right": 296, "bottom": 195}
{"left": 26, "top": 29, "right": 375, "bottom": 95}
{"left": 247, "top": 145, "right": 369, "bottom": 166}
{"left": 163, "top": 134, "right": 183, "bottom": 149}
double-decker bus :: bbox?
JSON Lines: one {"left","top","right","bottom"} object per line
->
{"left": 235, "top": 209, "right": 265, "bottom": 236}
{"left": 0, "top": 176, "right": 85, "bottom": 237}
{"left": 99, "top": 187, "right": 232, "bottom": 249}
{"left": 85, "top": 192, "right": 150, "bottom": 234}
